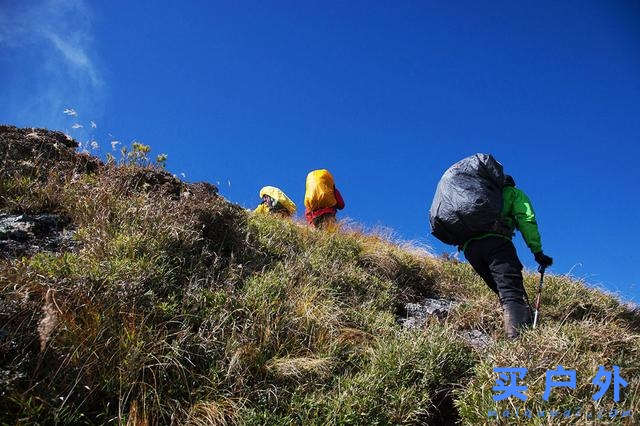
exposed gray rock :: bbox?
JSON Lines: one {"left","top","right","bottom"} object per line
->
{"left": 0, "top": 215, "right": 32, "bottom": 241}
{"left": 400, "top": 298, "right": 459, "bottom": 328}
{"left": 401, "top": 298, "right": 494, "bottom": 349}
{"left": 459, "top": 329, "right": 493, "bottom": 349}
{"left": 0, "top": 213, "right": 75, "bottom": 258}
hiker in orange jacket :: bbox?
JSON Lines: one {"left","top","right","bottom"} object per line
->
{"left": 304, "top": 169, "right": 345, "bottom": 229}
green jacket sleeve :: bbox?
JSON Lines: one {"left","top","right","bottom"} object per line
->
{"left": 511, "top": 188, "right": 543, "bottom": 254}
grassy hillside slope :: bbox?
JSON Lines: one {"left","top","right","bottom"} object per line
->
{"left": 1, "top": 125, "right": 638, "bottom": 425}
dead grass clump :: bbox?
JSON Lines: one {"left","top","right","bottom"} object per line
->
{"left": 266, "top": 356, "right": 334, "bottom": 380}
{"left": 185, "top": 399, "right": 242, "bottom": 426}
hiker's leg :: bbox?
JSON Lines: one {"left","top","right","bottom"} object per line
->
{"left": 324, "top": 213, "right": 337, "bottom": 231}
{"left": 464, "top": 239, "right": 499, "bottom": 295}
{"left": 487, "top": 238, "right": 532, "bottom": 338}
{"left": 313, "top": 213, "right": 336, "bottom": 230}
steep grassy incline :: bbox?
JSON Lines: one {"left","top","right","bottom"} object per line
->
{"left": 1, "top": 125, "right": 638, "bottom": 425}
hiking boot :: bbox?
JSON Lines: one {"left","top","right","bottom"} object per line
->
{"left": 503, "top": 302, "right": 532, "bottom": 339}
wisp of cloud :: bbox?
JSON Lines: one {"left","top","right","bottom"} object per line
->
{"left": 0, "top": 0, "right": 106, "bottom": 135}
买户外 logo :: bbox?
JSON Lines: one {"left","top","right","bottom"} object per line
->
{"left": 487, "top": 365, "right": 632, "bottom": 421}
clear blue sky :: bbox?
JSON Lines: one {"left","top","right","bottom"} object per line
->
{"left": 2, "top": 1, "right": 639, "bottom": 302}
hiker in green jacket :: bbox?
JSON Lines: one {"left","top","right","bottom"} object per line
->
{"left": 463, "top": 175, "right": 553, "bottom": 338}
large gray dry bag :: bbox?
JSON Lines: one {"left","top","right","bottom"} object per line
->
{"left": 429, "top": 153, "right": 505, "bottom": 246}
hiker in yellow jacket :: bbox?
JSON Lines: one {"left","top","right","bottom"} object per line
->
{"left": 254, "top": 186, "right": 296, "bottom": 217}
{"left": 304, "top": 169, "right": 345, "bottom": 229}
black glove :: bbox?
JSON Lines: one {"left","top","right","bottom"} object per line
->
{"left": 534, "top": 252, "right": 553, "bottom": 268}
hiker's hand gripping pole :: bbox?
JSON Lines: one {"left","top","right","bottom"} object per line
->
{"left": 532, "top": 266, "right": 546, "bottom": 329}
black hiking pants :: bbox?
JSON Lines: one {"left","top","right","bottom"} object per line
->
{"left": 463, "top": 236, "right": 532, "bottom": 315}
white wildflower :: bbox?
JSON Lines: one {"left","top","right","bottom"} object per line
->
{"left": 71, "top": 123, "right": 83, "bottom": 129}
{"left": 65, "top": 133, "right": 72, "bottom": 140}
{"left": 180, "top": 172, "right": 186, "bottom": 178}
{"left": 90, "top": 121, "right": 97, "bottom": 128}
{"left": 228, "top": 179, "right": 231, "bottom": 187}
{"left": 90, "top": 140, "right": 99, "bottom": 150}
{"left": 111, "top": 140, "right": 120, "bottom": 150}
{"left": 77, "top": 141, "right": 89, "bottom": 154}
{"left": 63, "top": 108, "right": 77, "bottom": 116}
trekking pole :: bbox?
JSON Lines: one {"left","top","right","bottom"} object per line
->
{"left": 532, "top": 266, "right": 546, "bottom": 329}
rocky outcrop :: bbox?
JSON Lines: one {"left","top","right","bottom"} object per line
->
{"left": 400, "top": 298, "right": 459, "bottom": 328}
{"left": 0, "top": 125, "right": 101, "bottom": 181}
{"left": 401, "top": 297, "right": 493, "bottom": 349}
{"left": 0, "top": 213, "right": 75, "bottom": 259}
{"left": 459, "top": 329, "right": 493, "bottom": 349}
